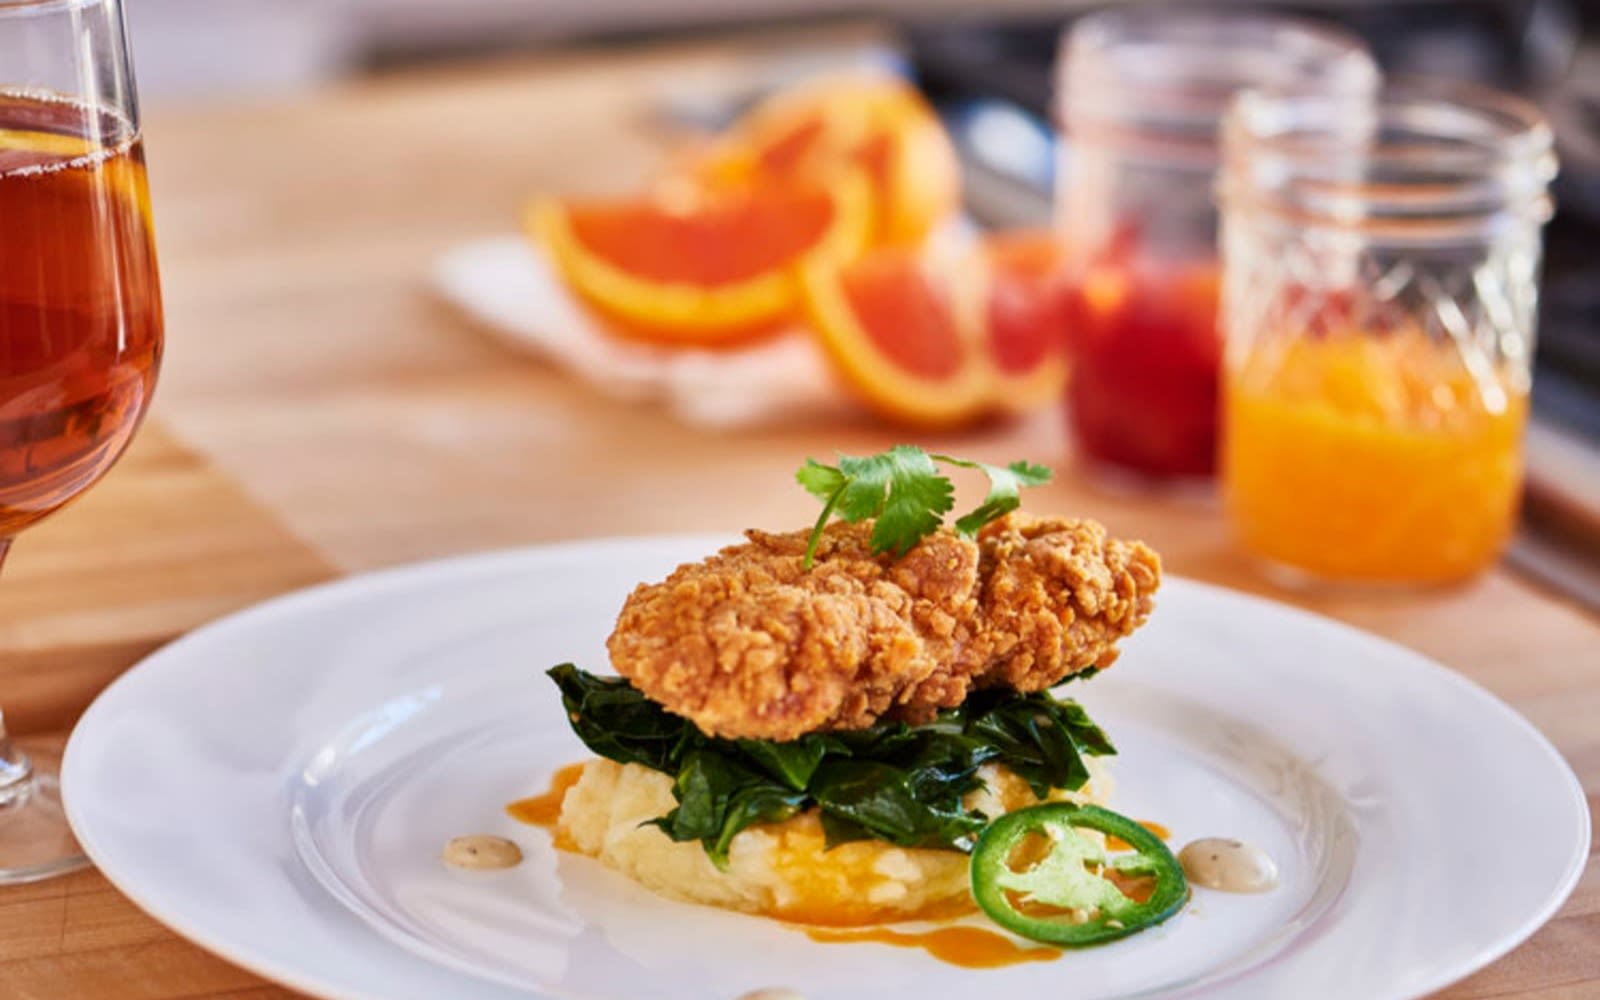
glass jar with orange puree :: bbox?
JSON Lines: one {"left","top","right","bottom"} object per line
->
{"left": 1218, "top": 83, "right": 1557, "bottom": 585}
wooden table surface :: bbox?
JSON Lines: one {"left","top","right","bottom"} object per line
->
{"left": 0, "top": 29, "right": 1596, "bottom": 1000}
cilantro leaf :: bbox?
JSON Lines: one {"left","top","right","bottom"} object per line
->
{"left": 795, "top": 460, "right": 847, "bottom": 502}
{"left": 797, "top": 447, "right": 1051, "bottom": 568}
{"left": 798, "top": 445, "right": 954, "bottom": 567}
{"left": 842, "top": 447, "right": 954, "bottom": 557}
{"left": 936, "top": 456, "right": 1053, "bottom": 536}
{"left": 874, "top": 465, "right": 954, "bottom": 556}
{"left": 835, "top": 445, "right": 940, "bottom": 523}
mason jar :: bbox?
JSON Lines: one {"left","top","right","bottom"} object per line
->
{"left": 1055, "top": 10, "right": 1376, "bottom": 484}
{"left": 1218, "top": 82, "right": 1557, "bottom": 585}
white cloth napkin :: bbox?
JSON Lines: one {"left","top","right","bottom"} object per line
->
{"left": 432, "top": 237, "right": 859, "bottom": 428}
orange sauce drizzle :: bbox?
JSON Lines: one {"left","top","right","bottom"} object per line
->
{"left": 763, "top": 895, "right": 975, "bottom": 928}
{"left": 506, "top": 763, "right": 586, "bottom": 829}
{"left": 804, "top": 925, "right": 1059, "bottom": 969}
{"left": 1105, "top": 820, "right": 1170, "bottom": 852}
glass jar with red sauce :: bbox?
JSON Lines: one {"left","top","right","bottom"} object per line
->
{"left": 1055, "top": 11, "right": 1377, "bottom": 483}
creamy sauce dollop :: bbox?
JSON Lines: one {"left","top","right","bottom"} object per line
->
{"left": 443, "top": 834, "right": 524, "bottom": 871}
{"left": 1177, "top": 838, "right": 1277, "bottom": 893}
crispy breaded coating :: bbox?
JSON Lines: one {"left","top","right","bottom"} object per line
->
{"left": 606, "top": 514, "right": 1161, "bottom": 741}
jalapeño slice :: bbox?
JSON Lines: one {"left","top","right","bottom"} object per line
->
{"left": 970, "top": 803, "right": 1188, "bottom": 946}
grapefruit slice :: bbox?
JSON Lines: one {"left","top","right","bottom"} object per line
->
{"left": 530, "top": 173, "right": 870, "bottom": 346}
{"left": 678, "top": 74, "right": 961, "bottom": 249}
{"left": 969, "top": 232, "right": 1071, "bottom": 412}
{"left": 800, "top": 247, "right": 991, "bottom": 428}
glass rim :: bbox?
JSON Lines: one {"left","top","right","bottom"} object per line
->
{"left": 1066, "top": 7, "right": 1374, "bottom": 71}
{"left": 1228, "top": 77, "right": 1554, "bottom": 165}
{"left": 1220, "top": 78, "right": 1558, "bottom": 243}
{"left": 1056, "top": 9, "right": 1382, "bottom": 168}
{"left": 1057, "top": 8, "right": 1377, "bottom": 136}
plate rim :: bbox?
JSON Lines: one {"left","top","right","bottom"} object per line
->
{"left": 62, "top": 533, "right": 1592, "bottom": 1000}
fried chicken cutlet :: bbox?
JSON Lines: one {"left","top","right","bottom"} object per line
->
{"left": 607, "top": 513, "right": 1160, "bottom": 741}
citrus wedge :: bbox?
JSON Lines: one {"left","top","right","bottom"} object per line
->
{"left": 0, "top": 128, "right": 153, "bottom": 236}
{"left": 679, "top": 73, "right": 961, "bottom": 248}
{"left": 801, "top": 247, "right": 992, "bottom": 428}
{"left": 968, "top": 232, "right": 1071, "bottom": 412}
{"left": 530, "top": 173, "right": 870, "bottom": 346}
{"left": 0, "top": 127, "right": 98, "bottom": 160}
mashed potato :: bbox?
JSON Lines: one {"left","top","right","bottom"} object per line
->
{"left": 556, "top": 757, "right": 1111, "bottom": 926}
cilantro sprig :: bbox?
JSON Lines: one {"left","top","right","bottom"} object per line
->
{"left": 796, "top": 445, "right": 1052, "bottom": 569}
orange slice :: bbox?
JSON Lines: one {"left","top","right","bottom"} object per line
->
{"left": 530, "top": 173, "right": 870, "bottom": 346}
{"left": 801, "top": 247, "right": 991, "bottom": 428}
{"left": 677, "top": 73, "right": 961, "bottom": 249}
{"left": 968, "top": 232, "right": 1071, "bottom": 412}
{"left": 0, "top": 128, "right": 153, "bottom": 236}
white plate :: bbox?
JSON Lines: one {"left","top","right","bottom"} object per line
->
{"left": 63, "top": 536, "right": 1589, "bottom": 1000}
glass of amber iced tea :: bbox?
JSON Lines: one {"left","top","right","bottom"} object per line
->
{"left": 0, "top": 0, "right": 163, "bottom": 881}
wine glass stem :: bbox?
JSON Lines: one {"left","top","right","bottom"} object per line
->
{"left": 0, "top": 710, "right": 33, "bottom": 808}
{"left": 0, "top": 539, "right": 30, "bottom": 808}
